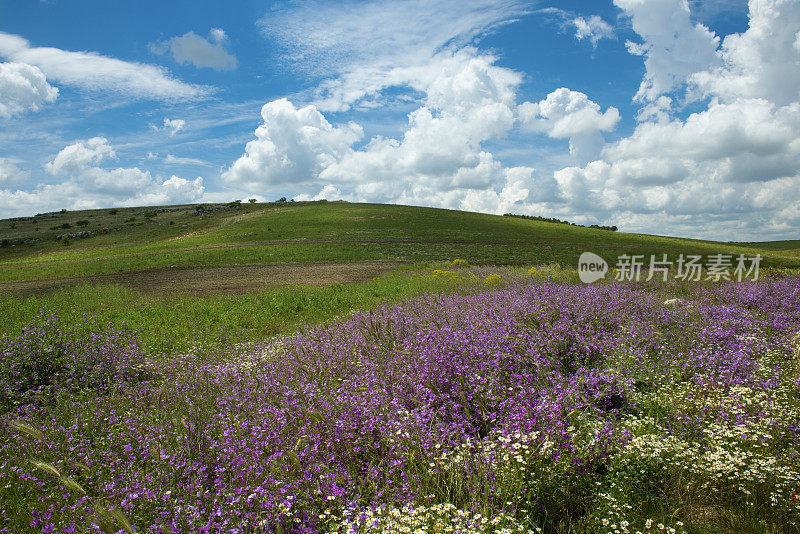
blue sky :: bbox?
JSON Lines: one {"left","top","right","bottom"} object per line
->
{"left": 1, "top": 0, "right": 797, "bottom": 240}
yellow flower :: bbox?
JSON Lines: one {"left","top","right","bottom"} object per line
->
{"left": 484, "top": 274, "right": 503, "bottom": 286}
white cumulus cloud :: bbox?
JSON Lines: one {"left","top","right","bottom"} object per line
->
{"left": 518, "top": 88, "right": 620, "bottom": 138}
{"left": 605, "top": 99, "right": 799, "bottom": 166}
{"left": 551, "top": 0, "right": 800, "bottom": 239}
{"left": 225, "top": 48, "right": 542, "bottom": 214}
{"left": 229, "top": 0, "right": 800, "bottom": 239}
{"left": 518, "top": 87, "right": 620, "bottom": 162}
{"left": 134, "top": 175, "right": 206, "bottom": 206}
{"left": 614, "top": 0, "right": 720, "bottom": 103}
{"left": 690, "top": 0, "right": 800, "bottom": 105}
{"left": 45, "top": 137, "right": 116, "bottom": 176}
{"left": 0, "top": 62, "right": 58, "bottom": 118}
{"left": 223, "top": 98, "right": 363, "bottom": 190}
{"left": 0, "top": 138, "right": 207, "bottom": 217}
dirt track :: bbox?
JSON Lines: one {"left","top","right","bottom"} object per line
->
{"left": 0, "top": 260, "right": 403, "bottom": 297}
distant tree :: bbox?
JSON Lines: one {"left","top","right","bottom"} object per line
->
{"left": 248, "top": 198, "right": 257, "bottom": 203}
{"left": 276, "top": 197, "right": 287, "bottom": 203}
{"left": 503, "top": 213, "right": 618, "bottom": 232}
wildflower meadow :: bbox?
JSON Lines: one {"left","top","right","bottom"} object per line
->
{"left": 1, "top": 269, "right": 799, "bottom": 533}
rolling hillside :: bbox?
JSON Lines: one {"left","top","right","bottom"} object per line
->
{"left": 1, "top": 200, "right": 797, "bottom": 295}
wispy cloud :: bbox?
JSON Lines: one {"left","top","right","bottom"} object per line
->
{"left": 0, "top": 31, "right": 210, "bottom": 101}
{"left": 150, "top": 28, "right": 237, "bottom": 71}
{"left": 164, "top": 153, "right": 212, "bottom": 166}
{"left": 572, "top": 15, "right": 616, "bottom": 47}
{"left": 0, "top": 157, "right": 29, "bottom": 187}
{"left": 259, "top": 0, "right": 533, "bottom": 110}
{"left": 150, "top": 117, "right": 186, "bottom": 136}
{"left": 537, "top": 8, "right": 616, "bottom": 48}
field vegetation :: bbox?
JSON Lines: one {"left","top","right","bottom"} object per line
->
{"left": 1, "top": 264, "right": 799, "bottom": 533}
{"left": 1, "top": 203, "right": 799, "bottom": 533}
{"left": 1, "top": 202, "right": 798, "bottom": 288}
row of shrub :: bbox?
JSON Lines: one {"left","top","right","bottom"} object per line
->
{"left": 504, "top": 213, "right": 618, "bottom": 231}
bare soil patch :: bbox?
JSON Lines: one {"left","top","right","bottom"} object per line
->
{"left": 0, "top": 260, "right": 402, "bottom": 297}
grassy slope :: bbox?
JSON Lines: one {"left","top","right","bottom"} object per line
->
{"left": 736, "top": 239, "right": 800, "bottom": 251}
{"left": 1, "top": 201, "right": 798, "bottom": 282}
{"left": 0, "top": 266, "right": 502, "bottom": 354}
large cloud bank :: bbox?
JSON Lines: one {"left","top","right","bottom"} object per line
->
{"left": 227, "top": 0, "right": 800, "bottom": 240}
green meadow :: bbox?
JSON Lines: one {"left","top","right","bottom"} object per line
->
{"left": 1, "top": 200, "right": 797, "bottom": 358}
{"left": 2, "top": 201, "right": 798, "bottom": 281}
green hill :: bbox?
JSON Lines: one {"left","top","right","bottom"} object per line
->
{"left": 1, "top": 201, "right": 797, "bottom": 294}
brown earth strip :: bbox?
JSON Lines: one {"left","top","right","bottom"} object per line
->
{"left": 0, "top": 260, "right": 403, "bottom": 297}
